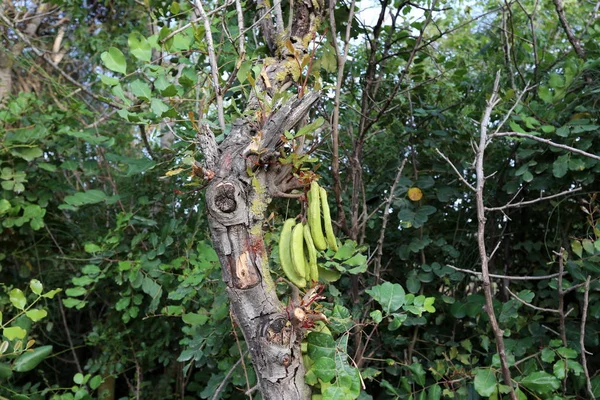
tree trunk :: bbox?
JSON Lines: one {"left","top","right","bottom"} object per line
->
{"left": 197, "top": 2, "right": 325, "bottom": 398}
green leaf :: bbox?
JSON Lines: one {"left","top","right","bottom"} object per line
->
{"left": 311, "top": 357, "right": 336, "bottom": 382}
{"left": 370, "top": 310, "right": 382, "bottom": 323}
{"left": 556, "top": 347, "right": 578, "bottom": 359}
{"left": 64, "top": 190, "right": 107, "bottom": 206}
{"left": 428, "top": 384, "right": 442, "bottom": 400}
{"left": 520, "top": 371, "right": 560, "bottom": 394}
{"left": 541, "top": 347, "right": 555, "bottom": 363}
{"left": 65, "top": 287, "right": 87, "bottom": 297}
{"left": 12, "top": 146, "right": 43, "bottom": 162}
{"left": 571, "top": 240, "right": 583, "bottom": 258}
{"left": 42, "top": 289, "right": 62, "bottom": 299}
{"left": 182, "top": 312, "right": 208, "bottom": 325}
{"left": 89, "top": 375, "right": 103, "bottom": 390}
{"left": 407, "top": 362, "right": 425, "bottom": 386}
{"left": 142, "top": 277, "right": 161, "bottom": 298}
{"left": 3, "top": 326, "right": 27, "bottom": 340}
{"left": 552, "top": 155, "right": 569, "bottom": 178}
{"left": 553, "top": 359, "right": 566, "bottom": 380}
{"left": 131, "top": 79, "right": 152, "bottom": 100}
{"left": 13, "top": 345, "right": 53, "bottom": 372}
{"left": 0, "top": 199, "right": 10, "bottom": 214}
{"left": 237, "top": 60, "right": 253, "bottom": 84}
{"left": 582, "top": 239, "right": 595, "bottom": 255}
{"left": 9, "top": 288, "right": 27, "bottom": 310}
{"left": 366, "top": 282, "right": 406, "bottom": 314}
{"left": 538, "top": 86, "right": 552, "bottom": 104}
{"left": 100, "top": 47, "right": 127, "bottom": 74}
{"left": 128, "top": 32, "right": 152, "bottom": 62}
{"left": 474, "top": 368, "right": 497, "bottom": 397}
{"left": 84, "top": 243, "right": 102, "bottom": 253}
{"left": 307, "top": 332, "right": 336, "bottom": 360}
{"left": 73, "top": 372, "right": 84, "bottom": 384}
{"left": 25, "top": 309, "right": 48, "bottom": 322}
{"left": 151, "top": 98, "right": 169, "bottom": 116}
{"left": 29, "top": 279, "right": 43, "bottom": 295}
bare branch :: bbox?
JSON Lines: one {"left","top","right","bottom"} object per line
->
{"left": 328, "top": 0, "right": 357, "bottom": 234}
{"left": 210, "top": 351, "right": 248, "bottom": 400}
{"left": 475, "top": 71, "right": 517, "bottom": 400}
{"left": 485, "top": 187, "right": 582, "bottom": 212}
{"left": 491, "top": 132, "right": 600, "bottom": 161}
{"left": 192, "top": 0, "right": 226, "bottom": 132}
{"left": 446, "top": 265, "right": 563, "bottom": 281}
{"left": 373, "top": 159, "right": 407, "bottom": 284}
{"left": 435, "top": 148, "right": 476, "bottom": 192}
{"left": 159, "top": 0, "right": 235, "bottom": 44}
{"left": 580, "top": 276, "right": 594, "bottom": 399}
{"left": 552, "top": 0, "right": 586, "bottom": 59}
{"left": 506, "top": 287, "right": 560, "bottom": 313}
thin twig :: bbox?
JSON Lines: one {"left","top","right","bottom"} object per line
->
{"left": 485, "top": 187, "right": 582, "bottom": 211}
{"left": 447, "top": 265, "right": 563, "bottom": 281}
{"left": 491, "top": 132, "right": 600, "bottom": 162}
{"left": 435, "top": 148, "right": 476, "bottom": 192}
{"left": 506, "top": 287, "right": 559, "bottom": 313}
{"left": 373, "top": 159, "right": 407, "bottom": 284}
{"left": 159, "top": 0, "right": 235, "bottom": 44}
{"left": 556, "top": 248, "right": 568, "bottom": 346}
{"left": 210, "top": 351, "right": 248, "bottom": 400}
{"left": 580, "top": 276, "right": 594, "bottom": 399}
{"left": 551, "top": 0, "right": 586, "bottom": 59}
{"left": 328, "top": 0, "right": 357, "bottom": 235}
{"left": 192, "top": 0, "right": 226, "bottom": 132}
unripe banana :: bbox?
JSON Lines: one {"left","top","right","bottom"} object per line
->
{"left": 303, "top": 223, "right": 319, "bottom": 282}
{"left": 319, "top": 186, "right": 338, "bottom": 252}
{"left": 280, "top": 219, "right": 306, "bottom": 288}
{"left": 290, "top": 222, "right": 308, "bottom": 280}
{"left": 308, "top": 182, "right": 327, "bottom": 251}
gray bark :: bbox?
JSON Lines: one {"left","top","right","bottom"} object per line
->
{"left": 198, "top": 1, "right": 325, "bottom": 398}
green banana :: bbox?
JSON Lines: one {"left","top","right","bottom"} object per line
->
{"left": 280, "top": 218, "right": 306, "bottom": 288}
{"left": 319, "top": 186, "right": 339, "bottom": 252}
{"left": 303, "top": 222, "right": 319, "bottom": 282}
{"left": 308, "top": 181, "right": 327, "bottom": 251}
{"left": 290, "top": 222, "right": 308, "bottom": 280}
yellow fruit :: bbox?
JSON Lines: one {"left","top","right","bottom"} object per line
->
{"left": 407, "top": 187, "right": 423, "bottom": 201}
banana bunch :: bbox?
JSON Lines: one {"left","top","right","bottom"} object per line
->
{"left": 279, "top": 182, "right": 340, "bottom": 287}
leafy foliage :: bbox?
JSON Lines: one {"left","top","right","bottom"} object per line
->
{"left": 1, "top": 0, "right": 599, "bottom": 399}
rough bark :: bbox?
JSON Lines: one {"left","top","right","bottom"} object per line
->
{"left": 198, "top": 1, "right": 324, "bottom": 398}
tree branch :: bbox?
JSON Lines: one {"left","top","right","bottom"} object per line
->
{"left": 475, "top": 71, "right": 517, "bottom": 400}
{"left": 435, "top": 148, "right": 476, "bottom": 192}
{"left": 580, "top": 276, "right": 594, "bottom": 399}
{"left": 192, "top": 0, "right": 226, "bottom": 132}
{"left": 485, "top": 187, "right": 582, "bottom": 211}
{"left": 490, "top": 132, "right": 600, "bottom": 161}
{"left": 551, "top": 0, "right": 586, "bottom": 59}
{"left": 447, "top": 265, "right": 563, "bottom": 281}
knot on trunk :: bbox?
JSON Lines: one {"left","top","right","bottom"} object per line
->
{"left": 215, "top": 184, "right": 237, "bottom": 213}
